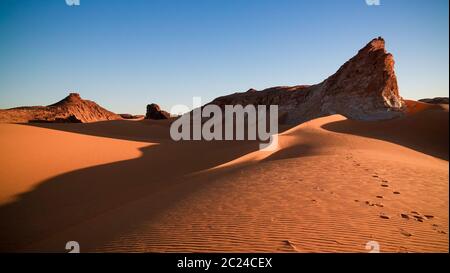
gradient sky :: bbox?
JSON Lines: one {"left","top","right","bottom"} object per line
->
{"left": 0, "top": 0, "right": 448, "bottom": 114}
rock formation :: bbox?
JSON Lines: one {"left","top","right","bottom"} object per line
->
{"left": 208, "top": 37, "right": 406, "bottom": 124}
{"left": 145, "top": 103, "right": 170, "bottom": 120}
{"left": 0, "top": 93, "right": 121, "bottom": 123}
{"left": 419, "top": 97, "right": 449, "bottom": 105}
{"left": 119, "top": 114, "right": 145, "bottom": 119}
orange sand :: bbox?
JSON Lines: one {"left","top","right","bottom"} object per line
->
{"left": 0, "top": 123, "right": 151, "bottom": 205}
{"left": 0, "top": 104, "right": 448, "bottom": 252}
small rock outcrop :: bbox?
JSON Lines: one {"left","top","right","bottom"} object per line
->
{"left": 119, "top": 114, "right": 145, "bottom": 119}
{"left": 418, "top": 97, "right": 449, "bottom": 105}
{"left": 145, "top": 103, "right": 170, "bottom": 120}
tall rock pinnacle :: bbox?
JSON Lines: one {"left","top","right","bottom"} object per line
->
{"left": 208, "top": 37, "right": 406, "bottom": 124}
{"left": 319, "top": 37, "right": 405, "bottom": 120}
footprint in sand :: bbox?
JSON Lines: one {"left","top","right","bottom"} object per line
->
{"left": 400, "top": 229, "right": 412, "bottom": 237}
{"left": 381, "top": 184, "right": 389, "bottom": 188}
{"left": 401, "top": 211, "right": 433, "bottom": 223}
{"left": 400, "top": 211, "right": 427, "bottom": 223}
{"left": 313, "top": 186, "right": 324, "bottom": 192}
{"left": 380, "top": 213, "right": 390, "bottom": 220}
{"left": 431, "top": 224, "right": 447, "bottom": 234}
{"left": 365, "top": 200, "right": 383, "bottom": 207}
{"left": 282, "top": 240, "right": 301, "bottom": 252}
{"left": 376, "top": 195, "right": 383, "bottom": 199}
{"left": 393, "top": 191, "right": 400, "bottom": 195}
{"left": 410, "top": 211, "right": 425, "bottom": 222}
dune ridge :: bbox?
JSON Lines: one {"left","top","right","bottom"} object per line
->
{"left": 0, "top": 102, "right": 447, "bottom": 253}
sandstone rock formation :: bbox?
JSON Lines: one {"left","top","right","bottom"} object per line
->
{"left": 0, "top": 93, "right": 121, "bottom": 123}
{"left": 208, "top": 37, "right": 406, "bottom": 124}
{"left": 119, "top": 114, "right": 145, "bottom": 119}
{"left": 145, "top": 103, "right": 170, "bottom": 120}
{"left": 419, "top": 97, "right": 449, "bottom": 105}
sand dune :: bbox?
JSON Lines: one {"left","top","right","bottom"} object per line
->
{"left": 0, "top": 124, "right": 151, "bottom": 205}
{"left": 0, "top": 104, "right": 447, "bottom": 252}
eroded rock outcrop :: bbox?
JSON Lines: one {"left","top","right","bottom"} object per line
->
{"left": 419, "top": 97, "right": 449, "bottom": 105}
{"left": 208, "top": 37, "right": 406, "bottom": 124}
{"left": 145, "top": 103, "right": 170, "bottom": 120}
{"left": 0, "top": 93, "right": 121, "bottom": 123}
{"left": 119, "top": 114, "right": 145, "bottom": 119}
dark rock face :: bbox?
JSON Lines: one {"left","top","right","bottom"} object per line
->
{"left": 208, "top": 37, "right": 406, "bottom": 124}
{"left": 119, "top": 114, "right": 145, "bottom": 119}
{"left": 145, "top": 103, "right": 170, "bottom": 120}
{"left": 419, "top": 97, "right": 449, "bottom": 105}
{"left": 0, "top": 93, "right": 121, "bottom": 123}
{"left": 30, "top": 115, "right": 82, "bottom": 123}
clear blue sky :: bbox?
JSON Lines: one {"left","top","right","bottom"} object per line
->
{"left": 0, "top": 0, "right": 448, "bottom": 114}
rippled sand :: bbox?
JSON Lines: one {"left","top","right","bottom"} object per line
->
{"left": 0, "top": 103, "right": 448, "bottom": 252}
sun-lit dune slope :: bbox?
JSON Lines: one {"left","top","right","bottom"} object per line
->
{"left": 0, "top": 104, "right": 445, "bottom": 253}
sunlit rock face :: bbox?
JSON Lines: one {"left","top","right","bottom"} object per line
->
{"left": 0, "top": 92, "right": 121, "bottom": 123}
{"left": 209, "top": 37, "right": 406, "bottom": 124}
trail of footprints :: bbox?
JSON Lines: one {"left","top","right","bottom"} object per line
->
{"left": 345, "top": 153, "right": 447, "bottom": 237}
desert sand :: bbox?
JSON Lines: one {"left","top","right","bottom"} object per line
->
{"left": 0, "top": 101, "right": 447, "bottom": 253}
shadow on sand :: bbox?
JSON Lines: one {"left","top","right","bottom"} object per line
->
{"left": 0, "top": 108, "right": 447, "bottom": 251}
{"left": 322, "top": 107, "right": 449, "bottom": 161}
{"left": 1, "top": 119, "right": 291, "bottom": 252}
